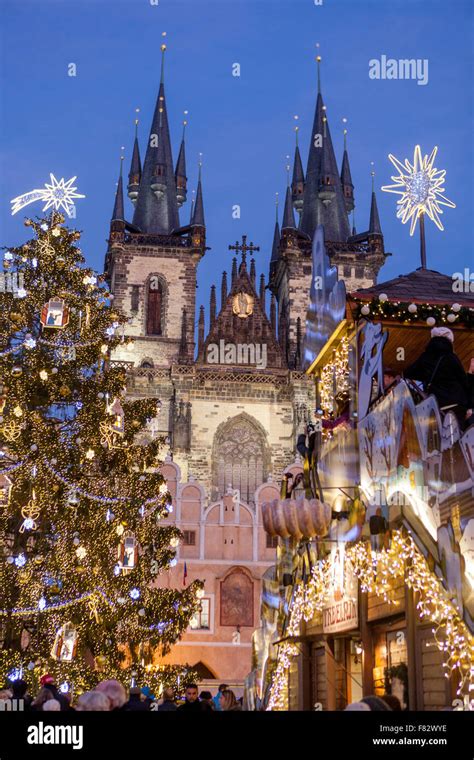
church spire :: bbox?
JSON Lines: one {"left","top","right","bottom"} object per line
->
{"left": 191, "top": 155, "right": 205, "bottom": 227}
{"left": 111, "top": 154, "right": 125, "bottom": 222}
{"left": 340, "top": 121, "right": 354, "bottom": 213}
{"left": 300, "top": 53, "right": 350, "bottom": 242}
{"left": 269, "top": 193, "right": 281, "bottom": 277}
{"left": 128, "top": 111, "right": 142, "bottom": 205}
{"left": 210, "top": 285, "right": 216, "bottom": 327}
{"left": 132, "top": 33, "right": 180, "bottom": 234}
{"left": 291, "top": 118, "right": 305, "bottom": 217}
{"left": 369, "top": 166, "right": 382, "bottom": 235}
{"left": 175, "top": 112, "right": 188, "bottom": 208}
{"left": 282, "top": 161, "right": 297, "bottom": 230}
{"left": 221, "top": 270, "right": 228, "bottom": 305}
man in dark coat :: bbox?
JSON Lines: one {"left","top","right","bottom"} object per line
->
{"left": 157, "top": 687, "right": 178, "bottom": 712}
{"left": 404, "top": 327, "right": 470, "bottom": 425}
{"left": 177, "top": 684, "right": 204, "bottom": 712}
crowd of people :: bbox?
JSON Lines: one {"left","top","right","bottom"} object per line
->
{"left": 0, "top": 676, "right": 243, "bottom": 712}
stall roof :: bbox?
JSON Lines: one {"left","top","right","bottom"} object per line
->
{"left": 350, "top": 267, "right": 472, "bottom": 307}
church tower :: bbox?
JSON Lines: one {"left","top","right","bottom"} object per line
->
{"left": 104, "top": 41, "right": 206, "bottom": 368}
{"left": 269, "top": 56, "right": 388, "bottom": 368}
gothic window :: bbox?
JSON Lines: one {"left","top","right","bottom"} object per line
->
{"left": 146, "top": 275, "right": 165, "bottom": 336}
{"left": 131, "top": 285, "right": 139, "bottom": 312}
{"left": 344, "top": 265, "right": 352, "bottom": 278}
{"left": 212, "top": 414, "right": 269, "bottom": 505}
{"left": 355, "top": 266, "right": 364, "bottom": 279}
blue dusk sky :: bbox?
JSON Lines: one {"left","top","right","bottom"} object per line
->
{"left": 1, "top": 0, "right": 472, "bottom": 328}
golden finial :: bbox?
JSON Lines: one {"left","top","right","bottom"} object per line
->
{"left": 315, "top": 43, "right": 322, "bottom": 92}
{"left": 342, "top": 117, "right": 348, "bottom": 150}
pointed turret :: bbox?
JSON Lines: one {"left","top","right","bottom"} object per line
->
{"left": 111, "top": 156, "right": 125, "bottom": 222}
{"left": 191, "top": 158, "right": 205, "bottom": 227}
{"left": 198, "top": 305, "right": 205, "bottom": 355}
{"left": 369, "top": 182, "right": 382, "bottom": 235}
{"left": 269, "top": 194, "right": 281, "bottom": 277}
{"left": 231, "top": 257, "right": 238, "bottom": 285}
{"left": 250, "top": 258, "right": 256, "bottom": 289}
{"left": 175, "top": 115, "right": 188, "bottom": 208}
{"left": 128, "top": 116, "right": 142, "bottom": 205}
{"left": 210, "top": 285, "right": 216, "bottom": 328}
{"left": 340, "top": 128, "right": 354, "bottom": 213}
{"left": 132, "top": 39, "right": 180, "bottom": 234}
{"left": 259, "top": 274, "right": 266, "bottom": 310}
{"left": 282, "top": 185, "right": 297, "bottom": 230}
{"left": 221, "top": 271, "right": 228, "bottom": 306}
{"left": 291, "top": 123, "right": 305, "bottom": 217}
{"left": 300, "top": 56, "right": 350, "bottom": 242}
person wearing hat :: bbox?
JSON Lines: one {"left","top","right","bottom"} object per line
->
{"left": 35, "top": 674, "right": 70, "bottom": 711}
{"left": 405, "top": 327, "right": 471, "bottom": 426}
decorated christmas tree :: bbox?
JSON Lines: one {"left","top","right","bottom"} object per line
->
{"left": 0, "top": 212, "right": 202, "bottom": 694}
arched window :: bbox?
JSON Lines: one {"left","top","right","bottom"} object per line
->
{"left": 146, "top": 275, "right": 164, "bottom": 336}
{"left": 212, "top": 414, "right": 269, "bottom": 505}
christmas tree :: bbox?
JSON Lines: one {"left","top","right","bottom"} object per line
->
{"left": 0, "top": 212, "right": 202, "bottom": 694}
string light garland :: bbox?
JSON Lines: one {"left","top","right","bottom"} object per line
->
{"left": 0, "top": 212, "right": 203, "bottom": 692}
{"left": 353, "top": 297, "right": 474, "bottom": 328}
{"left": 319, "top": 336, "right": 350, "bottom": 417}
{"left": 267, "top": 531, "right": 474, "bottom": 710}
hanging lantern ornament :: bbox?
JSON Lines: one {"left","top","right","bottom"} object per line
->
{"left": 447, "top": 313, "right": 456, "bottom": 323}
{"left": 360, "top": 304, "right": 370, "bottom": 316}
{"left": 426, "top": 317, "right": 436, "bottom": 327}
{"left": 451, "top": 303, "right": 461, "bottom": 313}
{"left": 40, "top": 298, "right": 70, "bottom": 330}
{"left": 408, "top": 303, "right": 417, "bottom": 313}
{"left": 118, "top": 533, "right": 138, "bottom": 572}
{"left": 378, "top": 293, "right": 388, "bottom": 303}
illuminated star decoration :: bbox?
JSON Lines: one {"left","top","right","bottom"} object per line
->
{"left": 381, "top": 145, "right": 455, "bottom": 235}
{"left": 10, "top": 174, "right": 85, "bottom": 217}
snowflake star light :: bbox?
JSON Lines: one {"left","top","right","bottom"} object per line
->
{"left": 381, "top": 145, "right": 455, "bottom": 235}
{"left": 11, "top": 174, "right": 85, "bottom": 217}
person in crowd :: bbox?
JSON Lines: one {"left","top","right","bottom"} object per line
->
{"left": 42, "top": 699, "right": 61, "bottom": 712}
{"left": 37, "top": 674, "right": 70, "bottom": 711}
{"left": 0, "top": 689, "right": 12, "bottom": 706}
{"left": 344, "top": 701, "right": 370, "bottom": 711}
{"left": 369, "top": 507, "right": 388, "bottom": 552}
{"left": 177, "top": 683, "right": 204, "bottom": 711}
{"left": 31, "top": 687, "right": 55, "bottom": 711}
{"left": 123, "top": 686, "right": 150, "bottom": 711}
{"left": 140, "top": 686, "right": 154, "bottom": 709}
{"left": 360, "top": 695, "right": 392, "bottom": 711}
{"left": 220, "top": 689, "right": 241, "bottom": 711}
{"left": 9, "top": 679, "right": 32, "bottom": 709}
{"left": 199, "top": 690, "right": 215, "bottom": 711}
{"left": 213, "top": 683, "right": 229, "bottom": 711}
{"left": 381, "top": 694, "right": 402, "bottom": 711}
{"left": 95, "top": 679, "right": 127, "bottom": 711}
{"left": 75, "top": 690, "right": 111, "bottom": 711}
{"left": 157, "top": 687, "right": 178, "bottom": 711}
{"left": 404, "top": 327, "right": 471, "bottom": 426}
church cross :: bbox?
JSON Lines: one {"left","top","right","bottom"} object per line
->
{"left": 228, "top": 235, "right": 260, "bottom": 265}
